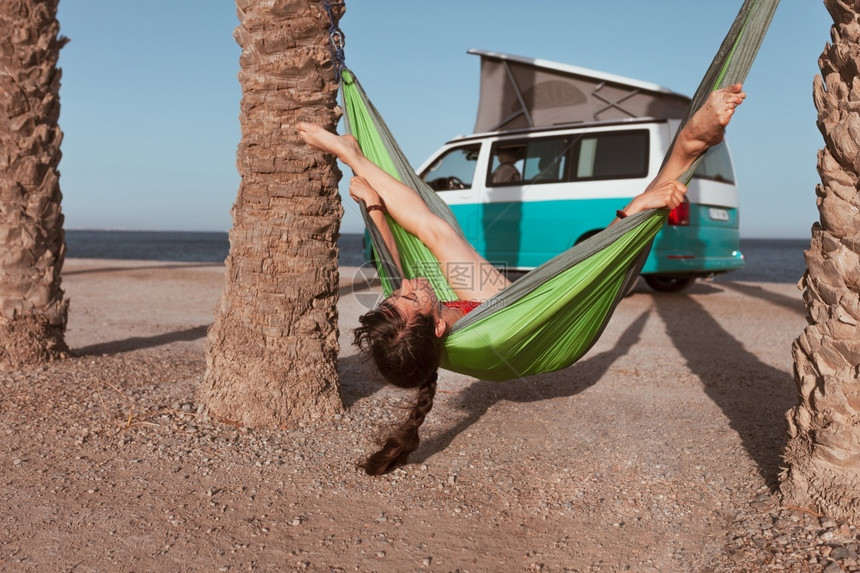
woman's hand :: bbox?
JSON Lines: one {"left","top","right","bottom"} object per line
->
{"left": 349, "top": 176, "right": 383, "bottom": 208}
{"left": 625, "top": 179, "right": 687, "bottom": 215}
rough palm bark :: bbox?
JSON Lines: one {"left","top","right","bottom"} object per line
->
{"left": 781, "top": 0, "right": 860, "bottom": 520}
{"left": 198, "top": 0, "right": 344, "bottom": 427}
{"left": 0, "top": 0, "right": 70, "bottom": 369}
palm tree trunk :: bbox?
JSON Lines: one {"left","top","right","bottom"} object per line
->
{"left": 781, "top": 0, "right": 860, "bottom": 520}
{"left": 0, "top": 0, "right": 70, "bottom": 369}
{"left": 198, "top": 0, "right": 344, "bottom": 427}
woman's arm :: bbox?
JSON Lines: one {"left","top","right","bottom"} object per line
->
{"left": 350, "top": 175, "right": 510, "bottom": 299}
{"left": 350, "top": 176, "right": 403, "bottom": 276}
{"left": 610, "top": 179, "right": 688, "bottom": 225}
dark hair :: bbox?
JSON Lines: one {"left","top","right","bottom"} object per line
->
{"left": 353, "top": 297, "right": 443, "bottom": 475}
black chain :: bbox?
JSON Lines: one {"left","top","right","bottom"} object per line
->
{"left": 323, "top": 0, "right": 346, "bottom": 81}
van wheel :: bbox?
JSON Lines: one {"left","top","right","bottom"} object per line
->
{"left": 575, "top": 229, "right": 602, "bottom": 244}
{"left": 644, "top": 275, "right": 695, "bottom": 293}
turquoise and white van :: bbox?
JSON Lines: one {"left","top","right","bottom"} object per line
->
{"left": 367, "top": 50, "right": 744, "bottom": 292}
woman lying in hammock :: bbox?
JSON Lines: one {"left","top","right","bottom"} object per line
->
{"left": 298, "top": 83, "right": 745, "bottom": 475}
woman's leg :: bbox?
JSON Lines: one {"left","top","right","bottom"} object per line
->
{"left": 647, "top": 83, "right": 745, "bottom": 191}
{"left": 298, "top": 123, "right": 510, "bottom": 299}
{"left": 298, "top": 123, "right": 442, "bottom": 239}
{"left": 613, "top": 84, "right": 746, "bottom": 221}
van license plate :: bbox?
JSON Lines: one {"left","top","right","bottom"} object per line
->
{"left": 709, "top": 208, "right": 729, "bottom": 221}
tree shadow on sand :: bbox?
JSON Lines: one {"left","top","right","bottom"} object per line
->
{"left": 412, "top": 310, "right": 651, "bottom": 464}
{"left": 718, "top": 281, "right": 805, "bottom": 317}
{"left": 64, "top": 263, "right": 222, "bottom": 276}
{"left": 74, "top": 325, "right": 210, "bottom": 356}
{"left": 652, "top": 293, "right": 794, "bottom": 489}
{"left": 337, "top": 352, "right": 388, "bottom": 408}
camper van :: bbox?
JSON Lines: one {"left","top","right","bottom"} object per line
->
{"left": 368, "top": 50, "right": 744, "bottom": 292}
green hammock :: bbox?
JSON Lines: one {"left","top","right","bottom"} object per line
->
{"left": 341, "top": 0, "right": 779, "bottom": 381}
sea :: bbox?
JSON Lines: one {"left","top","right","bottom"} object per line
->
{"left": 64, "top": 230, "right": 809, "bottom": 284}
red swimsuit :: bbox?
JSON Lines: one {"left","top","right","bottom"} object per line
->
{"left": 442, "top": 300, "right": 481, "bottom": 315}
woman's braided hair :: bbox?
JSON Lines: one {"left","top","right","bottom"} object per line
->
{"left": 354, "top": 297, "right": 442, "bottom": 475}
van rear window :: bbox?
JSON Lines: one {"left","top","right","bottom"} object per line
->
{"left": 694, "top": 142, "right": 735, "bottom": 183}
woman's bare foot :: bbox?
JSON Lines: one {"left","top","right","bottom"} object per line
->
{"left": 296, "top": 122, "right": 361, "bottom": 162}
{"left": 678, "top": 83, "right": 746, "bottom": 158}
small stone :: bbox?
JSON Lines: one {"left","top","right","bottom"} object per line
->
{"left": 820, "top": 518, "right": 838, "bottom": 529}
{"left": 422, "top": 557, "right": 432, "bottom": 567}
{"left": 376, "top": 551, "right": 386, "bottom": 558}
{"left": 750, "top": 500, "right": 775, "bottom": 511}
{"left": 830, "top": 546, "right": 857, "bottom": 560}
{"left": 822, "top": 562, "right": 842, "bottom": 573}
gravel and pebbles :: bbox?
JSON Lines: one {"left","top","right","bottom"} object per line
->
{"left": 1, "top": 260, "right": 855, "bottom": 571}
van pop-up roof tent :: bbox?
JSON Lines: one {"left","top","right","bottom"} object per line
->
{"left": 469, "top": 49, "right": 692, "bottom": 134}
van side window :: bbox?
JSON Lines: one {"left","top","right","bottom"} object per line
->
{"left": 490, "top": 144, "right": 526, "bottom": 185}
{"left": 574, "top": 131, "right": 649, "bottom": 180}
{"left": 694, "top": 141, "right": 735, "bottom": 183}
{"left": 524, "top": 138, "right": 571, "bottom": 183}
{"left": 488, "top": 138, "right": 573, "bottom": 187}
{"left": 421, "top": 144, "right": 481, "bottom": 191}
{"left": 487, "top": 130, "right": 648, "bottom": 187}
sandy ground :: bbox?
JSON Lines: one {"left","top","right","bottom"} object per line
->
{"left": 0, "top": 258, "right": 851, "bottom": 572}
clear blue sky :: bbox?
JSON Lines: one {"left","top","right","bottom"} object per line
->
{"left": 57, "top": 1, "right": 831, "bottom": 238}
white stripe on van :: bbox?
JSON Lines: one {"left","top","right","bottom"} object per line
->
{"left": 438, "top": 178, "right": 738, "bottom": 208}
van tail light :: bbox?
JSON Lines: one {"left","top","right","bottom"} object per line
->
{"left": 668, "top": 198, "right": 690, "bottom": 226}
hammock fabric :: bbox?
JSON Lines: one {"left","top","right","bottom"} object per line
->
{"left": 341, "top": 0, "right": 779, "bottom": 382}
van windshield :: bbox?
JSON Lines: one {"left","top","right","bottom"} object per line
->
{"left": 422, "top": 144, "right": 480, "bottom": 191}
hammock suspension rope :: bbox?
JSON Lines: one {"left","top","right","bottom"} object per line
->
{"left": 323, "top": 0, "right": 346, "bottom": 82}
